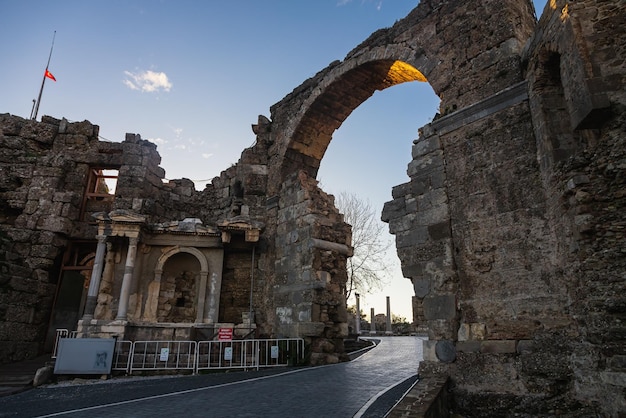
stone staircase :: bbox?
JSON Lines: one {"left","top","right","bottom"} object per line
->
{"left": 0, "top": 355, "right": 54, "bottom": 397}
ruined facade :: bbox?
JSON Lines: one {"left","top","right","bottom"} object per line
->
{"left": 1, "top": 0, "right": 624, "bottom": 415}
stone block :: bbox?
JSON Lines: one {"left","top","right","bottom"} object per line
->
{"left": 415, "top": 206, "right": 449, "bottom": 226}
{"left": 423, "top": 339, "right": 438, "bottom": 362}
{"left": 38, "top": 215, "right": 72, "bottom": 235}
{"left": 458, "top": 323, "right": 470, "bottom": 341}
{"left": 430, "top": 169, "right": 446, "bottom": 189}
{"left": 388, "top": 214, "right": 414, "bottom": 234}
{"left": 397, "top": 227, "right": 430, "bottom": 248}
{"left": 297, "top": 303, "right": 311, "bottom": 321}
{"left": 470, "top": 323, "right": 486, "bottom": 340}
{"left": 456, "top": 341, "right": 481, "bottom": 353}
{"left": 391, "top": 182, "right": 411, "bottom": 199}
{"left": 427, "top": 319, "right": 458, "bottom": 340}
{"left": 480, "top": 340, "right": 516, "bottom": 354}
{"left": 410, "top": 177, "right": 428, "bottom": 196}
{"left": 381, "top": 198, "right": 406, "bottom": 222}
{"left": 413, "top": 278, "right": 430, "bottom": 298}
{"left": 412, "top": 135, "right": 441, "bottom": 159}
{"left": 423, "top": 294, "right": 456, "bottom": 320}
{"left": 403, "top": 263, "right": 425, "bottom": 278}
{"left": 296, "top": 321, "right": 326, "bottom": 337}
{"left": 407, "top": 150, "right": 444, "bottom": 178}
{"left": 428, "top": 222, "right": 451, "bottom": 240}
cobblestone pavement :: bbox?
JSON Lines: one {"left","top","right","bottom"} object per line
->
{"left": 0, "top": 336, "right": 424, "bottom": 418}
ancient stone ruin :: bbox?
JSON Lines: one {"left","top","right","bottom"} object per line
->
{"left": 1, "top": 0, "right": 624, "bottom": 415}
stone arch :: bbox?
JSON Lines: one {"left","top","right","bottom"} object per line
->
{"left": 155, "top": 246, "right": 209, "bottom": 273}
{"left": 269, "top": 0, "right": 537, "bottom": 188}
{"left": 260, "top": 0, "right": 538, "bottom": 364}
{"left": 280, "top": 56, "right": 432, "bottom": 180}
{"left": 151, "top": 246, "right": 210, "bottom": 323}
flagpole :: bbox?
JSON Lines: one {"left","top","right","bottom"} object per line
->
{"left": 31, "top": 31, "right": 56, "bottom": 121}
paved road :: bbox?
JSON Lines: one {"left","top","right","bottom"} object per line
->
{"left": 0, "top": 337, "right": 424, "bottom": 418}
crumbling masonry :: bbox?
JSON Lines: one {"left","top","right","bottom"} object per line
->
{"left": 1, "top": 0, "right": 624, "bottom": 415}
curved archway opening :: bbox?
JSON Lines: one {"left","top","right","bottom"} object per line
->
{"left": 282, "top": 60, "right": 431, "bottom": 179}
{"left": 314, "top": 64, "right": 440, "bottom": 328}
{"left": 158, "top": 252, "right": 202, "bottom": 323}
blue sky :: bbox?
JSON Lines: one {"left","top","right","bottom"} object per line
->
{"left": 1, "top": 0, "right": 547, "bottom": 321}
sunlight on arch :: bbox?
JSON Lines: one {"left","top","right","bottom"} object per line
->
{"left": 385, "top": 61, "right": 428, "bottom": 84}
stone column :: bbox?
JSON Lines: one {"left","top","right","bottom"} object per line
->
{"left": 355, "top": 293, "right": 361, "bottom": 335}
{"left": 370, "top": 307, "right": 376, "bottom": 335}
{"left": 196, "top": 271, "right": 208, "bottom": 323}
{"left": 82, "top": 234, "right": 107, "bottom": 320}
{"left": 206, "top": 272, "right": 222, "bottom": 323}
{"left": 205, "top": 249, "right": 224, "bottom": 323}
{"left": 386, "top": 296, "right": 393, "bottom": 335}
{"left": 116, "top": 236, "right": 138, "bottom": 320}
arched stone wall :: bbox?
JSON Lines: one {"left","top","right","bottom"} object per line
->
{"left": 256, "top": 0, "right": 538, "bottom": 365}
{"left": 278, "top": 58, "right": 429, "bottom": 181}
{"left": 148, "top": 246, "right": 213, "bottom": 324}
{"left": 267, "top": 0, "right": 537, "bottom": 193}
{"left": 155, "top": 246, "right": 209, "bottom": 273}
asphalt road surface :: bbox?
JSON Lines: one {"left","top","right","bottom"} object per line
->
{"left": 0, "top": 336, "right": 424, "bottom": 418}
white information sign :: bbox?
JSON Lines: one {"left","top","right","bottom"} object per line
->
{"left": 224, "top": 347, "right": 233, "bottom": 361}
{"left": 159, "top": 348, "right": 170, "bottom": 361}
{"left": 271, "top": 345, "right": 279, "bottom": 359}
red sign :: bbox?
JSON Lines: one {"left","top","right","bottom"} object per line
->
{"left": 218, "top": 328, "right": 233, "bottom": 341}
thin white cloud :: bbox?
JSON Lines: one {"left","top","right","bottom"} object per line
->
{"left": 202, "top": 153, "right": 213, "bottom": 159}
{"left": 150, "top": 137, "right": 167, "bottom": 145}
{"left": 123, "top": 70, "right": 172, "bottom": 93}
{"left": 337, "top": 0, "right": 383, "bottom": 10}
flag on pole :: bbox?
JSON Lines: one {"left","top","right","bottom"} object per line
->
{"left": 45, "top": 69, "right": 56, "bottom": 81}
{"left": 31, "top": 31, "right": 57, "bottom": 120}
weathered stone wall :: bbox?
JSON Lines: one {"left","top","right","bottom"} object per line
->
{"left": 0, "top": 115, "right": 243, "bottom": 362}
{"left": 522, "top": 1, "right": 626, "bottom": 415}
{"left": 0, "top": 116, "right": 155, "bottom": 361}
{"left": 1, "top": 0, "right": 624, "bottom": 415}
{"left": 382, "top": 1, "right": 624, "bottom": 416}
{"left": 219, "top": 242, "right": 256, "bottom": 326}
{"left": 272, "top": 171, "right": 352, "bottom": 364}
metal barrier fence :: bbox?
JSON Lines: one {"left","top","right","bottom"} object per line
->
{"left": 129, "top": 340, "right": 197, "bottom": 374}
{"left": 53, "top": 329, "right": 305, "bottom": 374}
{"left": 196, "top": 338, "right": 305, "bottom": 372}
{"left": 112, "top": 340, "right": 133, "bottom": 373}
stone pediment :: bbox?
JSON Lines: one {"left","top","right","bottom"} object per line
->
{"left": 92, "top": 210, "right": 146, "bottom": 224}
{"left": 151, "top": 218, "right": 220, "bottom": 236}
{"left": 109, "top": 210, "right": 146, "bottom": 223}
{"left": 217, "top": 216, "right": 264, "bottom": 231}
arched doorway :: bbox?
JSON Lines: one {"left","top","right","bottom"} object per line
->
{"left": 318, "top": 74, "right": 440, "bottom": 325}
{"left": 157, "top": 252, "right": 201, "bottom": 322}
{"left": 264, "top": 58, "right": 439, "bottom": 363}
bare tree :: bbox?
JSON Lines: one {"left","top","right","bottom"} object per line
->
{"left": 335, "top": 191, "right": 391, "bottom": 301}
